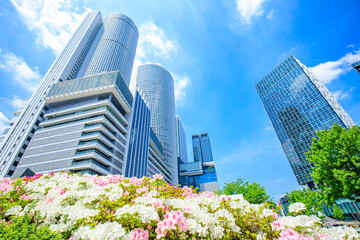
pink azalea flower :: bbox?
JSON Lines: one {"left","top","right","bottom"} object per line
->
{"left": 45, "top": 197, "right": 53, "bottom": 204}
{"left": 272, "top": 220, "right": 285, "bottom": 230}
{"left": 20, "top": 195, "right": 32, "bottom": 200}
{"left": 279, "top": 228, "right": 314, "bottom": 240}
{"left": 152, "top": 200, "right": 163, "bottom": 208}
{"left": 130, "top": 228, "right": 149, "bottom": 240}
{"left": 153, "top": 174, "right": 163, "bottom": 180}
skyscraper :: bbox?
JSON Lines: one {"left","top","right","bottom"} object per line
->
{"left": 192, "top": 135, "right": 202, "bottom": 162}
{"left": 179, "top": 133, "right": 218, "bottom": 192}
{"left": 255, "top": 55, "right": 356, "bottom": 187}
{"left": 82, "top": 13, "right": 138, "bottom": 85}
{"left": 13, "top": 71, "right": 133, "bottom": 176}
{"left": 175, "top": 115, "right": 188, "bottom": 164}
{"left": 135, "top": 64, "right": 178, "bottom": 184}
{"left": 125, "top": 91, "right": 151, "bottom": 178}
{"left": 192, "top": 133, "right": 214, "bottom": 163}
{"left": 0, "top": 11, "right": 139, "bottom": 178}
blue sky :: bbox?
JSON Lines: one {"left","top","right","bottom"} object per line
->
{"left": 0, "top": 0, "right": 359, "bottom": 200}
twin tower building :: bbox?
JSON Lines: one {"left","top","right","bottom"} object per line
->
{"left": 0, "top": 11, "right": 181, "bottom": 184}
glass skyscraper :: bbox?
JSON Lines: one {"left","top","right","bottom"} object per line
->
{"left": 192, "top": 135, "right": 202, "bottom": 162}
{"left": 0, "top": 10, "right": 180, "bottom": 185}
{"left": 135, "top": 64, "right": 178, "bottom": 184}
{"left": 175, "top": 115, "right": 188, "bottom": 164}
{"left": 255, "top": 55, "right": 356, "bottom": 187}
{"left": 0, "top": 11, "right": 139, "bottom": 178}
{"left": 179, "top": 133, "right": 218, "bottom": 192}
{"left": 257, "top": 55, "right": 360, "bottom": 221}
{"left": 192, "top": 133, "right": 214, "bottom": 163}
{"left": 82, "top": 13, "right": 138, "bottom": 85}
{"left": 125, "top": 91, "right": 151, "bottom": 178}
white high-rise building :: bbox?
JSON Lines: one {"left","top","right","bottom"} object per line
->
{"left": 0, "top": 11, "right": 139, "bottom": 177}
{"left": 135, "top": 64, "right": 178, "bottom": 184}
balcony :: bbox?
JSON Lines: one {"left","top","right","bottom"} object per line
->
{"left": 78, "top": 140, "right": 112, "bottom": 152}
{"left": 41, "top": 106, "right": 127, "bottom": 131}
{"left": 75, "top": 149, "right": 111, "bottom": 162}
{"left": 72, "top": 159, "right": 109, "bottom": 171}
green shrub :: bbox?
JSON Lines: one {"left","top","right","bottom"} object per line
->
{"left": 0, "top": 215, "right": 63, "bottom": 240}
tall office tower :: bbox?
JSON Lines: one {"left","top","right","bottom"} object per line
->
{"left": 179, "top": 133, "right": 218, "bottom": 192}
{"left": 125, "top": 89, "right": 172, "bottom": 183}
{"left": 124, "top": 88, "right": 172, "bottom": 182}
{"left": 135, "top": 64, "right": 178, "bottom": 184}
{"left": 255, "top": 55, "right": 355, "bottom": 188}
{"left": 352, "top": 61, "right": 360, "bottom": 74}
{"left": 147, "top": 127, "right": 172, "bottom": 183}
{"left": 0, "top": 11, "right": 138, "bottom": 178}
{"left": 13, "top": 72, "right": 133, "bottom": 177}
{"left": 0, "top": 11, "right": 102, "bottom": 177}
{"left": 192, "top": 135, "right": 202, "bottom": 162}
{"left": 82, "top": 13, "right": 138, "bottom": 86}
{"left": 175, "top": 115, "right": 188, "bottom": 164}
{"left": 125, "top": 91, "right": 151, "bottom": 178}
{"left": 256, "top": 56, "right": 360, "bottom": 221}
{"left": 192, "top": 133, "right": 214, "bottom": 163}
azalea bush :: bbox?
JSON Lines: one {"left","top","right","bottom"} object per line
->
{"left": 0, "top": 172, "right": 358, "bottom": 240}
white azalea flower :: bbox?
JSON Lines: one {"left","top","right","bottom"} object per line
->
{"left": 288, "top": 202, "right": 306, "bottom": 213}
{"left": 5, "top": 205, "right": 23, "bottom": 216}
{"left": 73, "top": 222, "right": 126, "bottom": 240}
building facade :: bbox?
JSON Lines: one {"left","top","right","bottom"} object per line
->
{"left": 175, "top": 115, "right": 188, "bottom": 164}
{"left": 135, "top": 64, "right": 178, "bottom": 184}
{"left": 147, "top": 128, "right": 172, "bottom": 183}
{"left": 13, "top": 72, "right": 133, "bottom": 176}
{"left": 192, "top": 135, "right": 202, "bottom": 162}
{"left": 192, "top": 133, "right": 214, "bottom": 163}
{"left": 255, "top": 55, "right": 355, "bottom": 187}
{"left": 1, "top": 11, "right": 176, "bottom": 183}
{"left": 0, "top": 11, "right": 105, "bottom": 177}
{"left": 125, "top": 90, "right": 151, "bottom": 178}
{"left": 82, "top": 13, "right": 138, "bottom": 85}
{"left": 179, "top": 133, "right": 218, "bottom": 192}
{"left": 256, "top": 55, "right": 359, "bottom": 220}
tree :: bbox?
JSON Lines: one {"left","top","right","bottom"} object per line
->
{"left": 286, "top": 187, "right": 324, "bottom": 215}
{"left": 218, "top": 178, "right": 272, "bottom": 204}
{"left": 332, "top": 205, "right": 344, "bottom": 220}
{"left": 306, "top": 124, "right": 360, "bottom": 205}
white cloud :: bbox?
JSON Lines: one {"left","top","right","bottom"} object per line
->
{"left": 10, "top": 0, "right": 91, "bottom": 55}
{"left": 131, "top": 22, "right": 190, "bottom": 106}
{"left": 0, "top": 52, "right": 42, "bottom": 92}
{"left": 235, "top": 0, "right": 267, "bottom": 24}
{"left": 173, "top": 74, "right": 191, "bottom": 105}
{"left": 331, "top": 89, "right": 354, "bottom": 101}
{"left": 265, "top": 126, "right": 274, "bottom": 131}
{"left": 137, "top": 22, "right": 178, "bottom": 60}
{"left": 310, "top": 50, "right": 360, "bottom": 84}
{"left": 6, "top": 95, "right": 26, "bottom": 109}
{"left": 131, "top": 22, "right": 179, "bottom": 87}
{"left": 0, "top": 112, "right": 10, "bottom": 135}
{"left": 347, "top": 44, "right": 355, "bottom": 48}
{"left": 266, "top": 9, "right": 275, "bottom": 19}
